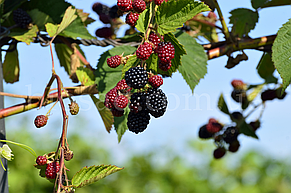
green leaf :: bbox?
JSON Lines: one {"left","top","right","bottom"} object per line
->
{"left": 156, "top": 0, "right": 210, "bottom": 35}
{"left": 94, "top": 45, "right": 137, "bottom": 99}
{"left": 251, "top": 0, "right": 269, "bottom": 9}
{"left": 217, "top": 93, "right": 230, "bottom": 115}
{"left": 90, "top": 95, "right": 114, "bottom": 133}
{"left": 121, "top": 55, "right": 139, "bottom": 78}
{"left": 253, "top": 0, "right": 291, "bottom": 9}
{"left": 3, "top": 0, "right": 26, "bottom": 14}
{"left": 72, "top": 165, "right": 123, "bottom": 188}
{"left": 0, "top": 140, "right": 36, "bottom": 158}
{"left": 76, "top": 67, "right": 95, "bottom": 86}
{"left": 135, "top": 3, "right": 151, "bottom": 33}
{"left": 257, "top": 52, "right": 278, "bottom": 83}
{"left": 114, "top": 107, "right": 130, "bottom": 143}
{"left": 229, "top": 8, "right": 259, "bottom": 37}
{"left": 3, "top": 44, "right": 19, "bottom": 83}
{"left": 238, "top": 121, "right": 258, "bottom": 139}
{"left": 146, "top": 54, "right": 159, "bottom": 74}
{"left": 175, "top": 31, "right": 208, "bottom": 92}
{"left": 247, "top": 84, "right": 264, "bottom": 102}
{"left": 27, "top": 9, "right": 54, "bottom": 31}
{"left": 158, "top": 32, "right": 186, "bottom": 77}
{"left": 10, "top": 25, "right": 38, "bottom": 45}
{"left": 200, "top": 0, "right": 216, "bottom": 11}
{"left": 45, "top": 23, "right": 58, "bottom": 37}
{"left": 55, "top": 6, "right": 77, "bottom": 36}
{"left": 119, "top": 32, "right": 143, "bottom": 42}
{"left": 272, "top": 18, "right": 291, "bottom": 91}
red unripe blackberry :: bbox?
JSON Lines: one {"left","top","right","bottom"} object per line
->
{"left": 13, "top": 8, "right": 32, "bottom": 29}
{"left": 133, "top": 0, "right": 146, "bottom": 13}
{"left": 207, "top": 11, "right": 217, "bottom": 19}
{"left": 45, "top": 162, "right": 60, "bottom": 179}
{"left": 99, "top": 14, "right": 111, "bottom": 24}
{"left": 114, "top": 95, "right": 128, "bottom": 109}
{"left": 69, "top": 101, "right": 79, "bottom": 115}
{"left": 127, "top": 110, "right": 151, "bottom": 134}
{"left": 92, "top": 3, "right": 110, "bottom": 15}
{"left": 125, "top": 67, "right": 148, "bottom": 89}
{"left": 111, "top": 107, "right": 124, "bottom": 117}
{"left": 213, "top": 147, "right": 226, "bottom": 159}
{"left": 156, "top": 42, "right": 175, "bottom": 64}
{"left": 130, "top": 92, "right": 147, "bottom": 113}
{"left": 223, "top": 126, "right": 239, "bottom": 144}
{"left": 228, "top": 140, "right": 240, "bottom": 152}
{"left": 95, "top": 27, "right": 113, "bottom": 38}
{"left": 198, "top": 125, "right": 213, "bottom": 139}
{"left": 158, "top": 60, "right": 172, "bottom": 71}
{"left": 231, "top": 79, "right": 245, "bottom": 90}
{"left": 148, "top": 75, "right": 163, "bottom": 88}
{"left": 36, "top": 156, "right": 47, "bottom": 166}
{"left": 125, "top": 12, "right": 139, "bottom": 27}
{"left": 136, "top": 42, "right": 152, "bottom": 60}
{"left": 206, "top": 118, "right": 223, "bottom": 134}
{"left": 107, "top": 55, "right": 121, "bottom": 68}
{"left": 34, "top": 115, "right": 48, "bottom": 128}
{"left": 146, "top": 88, "right": 167, "bottom": 118}
{"left": 117, "top": 0, "right": 133, "bottom": 12}
{"left": 104, "top": 87, "right": 118, "bottom": 109}
{"left": 148, "top": 32, "right": 164, "bottom": 52}
{"left": 116, "top": 79, "right": 130, "bottom": 91}
{"left": 154, "top": 0, "right": 165, "bottom": 5}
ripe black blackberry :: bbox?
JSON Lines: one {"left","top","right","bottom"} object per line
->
{"left": 111, "top": 107, "right": 124, "bottom": 117}
{"left": 129, "top": 92, "right": 147, "bottom": 113}
{"left": 223, "top": 126, "right": 239, "bottom": 144}
{"left": 213, "top": 147, "right": 226, "bottom": 159}
{"left": 13, "top": 8, "right": 32, "bottom": 29}
{"left": 132, "top": 0, "right": 146, "bottom": 13}
{"left": 231, "top": 111, "right": 243, "bottom": 121}
{"left": 45, "top": 162, "right": 60, "bottom": 179}
{"left": 95, "top": 27, "right": 113, "bottom": 38}
{"left": 231, "top": 89, "right": 247, "bottom": 103}
{"left": 198, "top": 125, "right": 213, "bottom": 139}
{"left": 156, "top": 42, "right": 175, "bottom": 64}
{"left": 109, "top": 5, "right": 120, "bottom": 19}
{"left": 36, "top": 156, "right": 47, "bottom": 166}
{"left": 136, "top": 42, "right": 152, "bottom": 60}
{"left": 146, "top": 88, "right": 167, "bottom": 118}
{"left": 228, "top": 140, "right": 240, "bottom": 152}
{"left": 125, "top": 12, "right": 139, "bottom": 27}
{"left": 127, "top": 110, "right": 151, "bottom": 134}
{"left": 34, "top": 115, "right": 48, "bottom": 128}
{"left": 92, "top": 3, "right": 110, "bottom": 15}
{"left": 261, "top": 89, "right": 287, "bottom": 101}
{"left": 107, "top": 55, "right": 121, "bottom": 68}
{"left": 125, "top": 67, "right": 148, "bottom": 89}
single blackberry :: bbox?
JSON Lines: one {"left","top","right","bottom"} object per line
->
{"left": 136, "top": 42, "right": 152, "bottom": 60}
{"left": 36, "top": 156, "right": 47, "bottom": 166}
{"left": 127, "top": 111, "right": 150, "bottom": 134}
{"left": 129, "top": 92, "right": 147, "bottom": 113}
{"left": 198, "top": 125, "right": 213, "bottom": 139}
{"left": 207, "top": 11, "right": 217, "bottom": 19}
{"left": 132, "top": 0, "right": 146, "bottom": 13}
{"left": 13, "top": 8, "right": 32, "bottom": 29}
{"left": 95, "top": 27, "right": 113, "bottom": 38}
{"left": 261, "top": 89, "right": 287, "bottom": 101}
{"left": 114, "top": 95, "right": 128, "bottom": 109}
{"left": 249, "top": 120, "right": 261, "bottom": 131}
{"left": 228, "top": 140, "right": 240, "bottom": 152}
{"left": 104, "top": 87, "right": 118, "bottom": 109}
{"left": 231, "top": 79, "right": 245, "bottom": 90}
{"left": 156, "top": 42, "right": 175, "bottom": 64}
{"left": 69, "top": 101, "right": 79, "bottom": 115}
{"left": 231, "top": 111, "right": 243, "bottom": 121}
{"left": 125, "top": 12, "right": 139, "bottom": 27}
{"left": 34, "top": 115, "right": 48, "bottom": 128}
{"left": 148, "top": 75, "right": 163, "bottom": 88}
{"left": 107, "top": 55, "right": 121, "bottom": 68}
{"left": 92, "top": 3, "right": 110, "bottom": 15}
{"left": 231, "top": 89, "right": 247, "bottom": 103}
{"left": 158, "top": 60, "right": 171, "bottom": 71}
{"left": 213, "top": 147, "right": 226, "bottom": 159}
{"left": 125, "top": 67, "right": 148, "bottom": 89}
{"left": 99, "top": 14, "right": 111, "bottom": 24}
{"left": 116, "top": 79, "right": 130, "bottom": 91}
{"left": 146, "top": 88, "right": 167, "bottom": 118}
{"left": 45, "top": 162, "right": 60, "bottom": 179}
{"left": 109, "top": 5, "right": 120, "bottom": 19}
{"left": 206, "top": 118, "right": 223, "bottom": 134}
{"left": 117, "top": 0, "right": 133, "bottom": 12}
{"left": 223, "top": 126, "right": 239, "bottom": 144}
{"left": 154, "top": 0, "right": 164, "bottom": 5}
{"left": 148, "top": 32, "right": 164, "bottom": 52}
{"left": 111, "top": 107, "right": 124, "bottom": 117}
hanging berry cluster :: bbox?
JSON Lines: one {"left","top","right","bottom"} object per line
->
{"left": 198, "top": 79, "right": 287, "bottom": 159}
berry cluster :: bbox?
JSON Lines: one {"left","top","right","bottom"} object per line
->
{"left": 104, "top": 67, "right": 167, "bottom": 134}
{"left": 35, "top": 155, "right": 60, "bottom": 179}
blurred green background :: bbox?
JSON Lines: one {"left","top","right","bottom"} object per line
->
{"left": 5, "top": 114, "right": 291, "bottom": 193}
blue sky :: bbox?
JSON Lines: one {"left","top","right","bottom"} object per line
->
{"left": 2, "top": 0, "right": 291, "bottom": 164}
